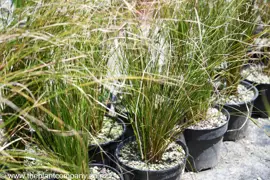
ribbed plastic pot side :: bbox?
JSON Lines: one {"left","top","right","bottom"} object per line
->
{"left": 184, "top": 108, "right": 230, "bottom": 172}
{"left": 220, "top": 81, "right": 258, "bottom": 141}
{"left": 89, "top": 117, "right": 127, "bottom": 168}
{"left": 244, "top": 78, "right": 270, "bottom": 118}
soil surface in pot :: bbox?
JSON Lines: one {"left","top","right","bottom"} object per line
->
{"left": 188, "top": 108, "right": 227, "bottom": 129}
{"left": 250, "top": 38, "right": 270, "bottom": 56}
{"left": 89, "top": 117, "right": 123, "bottom": 145}
{"left": 118, "top": 141, "right": 185, "bottom": 171}
{"left": 217, "top": 84, "right": 255, "bottom": 104}
{"left": 242, "top": 65, "right": 270, "bottom": 84}
{"left": 89, "top": 166, "right": 120, "bottom": 180}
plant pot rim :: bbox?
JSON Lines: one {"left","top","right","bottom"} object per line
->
{"left": 221, "top": 80, "right": 259, "bottom": 106}
{"left": 115, "top": 136, "right": 188, "bottom": 173}
{"left": 89, "top": 116, "right": 126, "bottom": 148}
{"left": 89, "top": 163, "right": 124, "bottom": 180}
{"left": 185, "top": 107, "right": 230, "bottom": 132}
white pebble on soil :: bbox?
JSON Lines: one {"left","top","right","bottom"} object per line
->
{"left": 89, "top": 117, "right": 123, "bottom": 145}
{"left": 118, "top": 141, "right": 185, "bottom": 171}
{"left": 242, "top": 65, "right": 270, "bottom": 84}
{"left": 188, "top": 108, "right": 227, "bottom": 130}
{"left": 252, "top": 38, "right": 270, "bottom": 51}
{"left": 218, "top": 84, "right": 255, "bottom": 104}
{"left": 89, "top": 166, "right": 120, "bottom": 180}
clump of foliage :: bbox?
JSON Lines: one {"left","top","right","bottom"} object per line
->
{"left": 258, "top": 0, "right": 270, "bottom": 25}
{"left": 118, "top": 0, "right": 213, "bottom": 163}
{"left": 0, "top": 0, "right": 123, "bottom": 175}
{"left": 218, "top": 0, "right": 257, "bottom": 95}
{"left": 0, "top": 0, "right": 263, "bottom": 175}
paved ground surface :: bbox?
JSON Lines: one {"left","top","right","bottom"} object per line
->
{"left": 182, "top": 118, "right": 270, "bottom": 180}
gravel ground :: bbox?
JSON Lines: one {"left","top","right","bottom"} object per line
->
{"left": 182, "top": 118, "right": 270, "bottom": 180}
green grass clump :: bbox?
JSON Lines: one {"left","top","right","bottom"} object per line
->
{"left": 117, "top": 0, "right": 213, "bottom": 163}
{"left": 0, "top": 0, "right": 265, "bottom": 176}
{"left": 0, "top": 0, "right": 123, "bottom": 176}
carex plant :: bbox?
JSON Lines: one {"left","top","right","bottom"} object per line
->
{"left": 202, "top": 0, "right": 257, "bottom": 96}
{"left": 222, "top": 0, "right": 257, "bottom": 95}
{"left": 0, "top": 48, "right": 63, "bottom": 176}
{"left": 30, "top": 1, "right": 117, "bottom": 175}
{"left": 189, "top": 0, "right": 257, "bottom": 96}
{"left": 117, "top": 0, "right": 212, "bottom": 163}
{"left": 120, "top": 29, "right": 184, "bottom": 163}
{"left": 0, "top": 0, "right": 120, "bottom": 176}
{"left": 160, "top": 0, "right": 217, "bottom": 125}
{"left": 0, "top": 0, "right": 262, "bottom": 176}
{"left": 257, "top": 0, "right": 270, "bottom": 26}
{"left": 173, "top": 0, "right": 258, "bottom": 124}
{"left": 0, "top": 28, "right": 73, "bottom": 179}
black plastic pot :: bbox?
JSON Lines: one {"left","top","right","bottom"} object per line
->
{"left": 115, "top": 136, "right": 188, "bottom": 180}
{"left": 221, "top": 81, "right": 258, "bottom": 141}
{"left": 244, "top": 79, "right": 270, "bottom": 118}
{"left": 177, "top": 133, "right": 186, "bottom": 147}
{"left": 116, "top": 112, "right": 134, "bottom": 139}
{"left": 90, "top": 163, "right": 124, "bottom": 180}
{"left": 184, "top": 108, "right": 229, "bottom": 172}
{"left": 89, "top": 117, "right": 126, "bottom": 167}
{"left": 110, "top": 93, "right": 134, "bottom": 139}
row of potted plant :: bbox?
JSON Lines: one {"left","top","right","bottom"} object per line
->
{"left": 0, "top": 0, "right": 269, "bottom": 179}
{"left": 111, "top": 1, "right": 263, "bottom": 178}
{"left": 245, "top": 0, "right": 270, "bottom": 118}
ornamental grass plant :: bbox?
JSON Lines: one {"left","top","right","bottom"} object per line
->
{"left": 204, "top": 0, "right": 257, "bottom": 96}
{"left": 117, "top": 0, "right": 214, "bottom": 163}
{"left": 257, "top": 0, "right": 270, "bottom": 25}
{"left": 118, "top": 0, "right": 259, "bottom": 164}
{"left": 0, "top": 0, "right": 266, "bottom": 177}
{"left": 0, "top": 0, "right": 126, "bottom": 176}
{"left": 168, "top": 0, "right": 256, "bottom": 121}
{"left": 181, "top": 0, "right": 257, "bottom": 96}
